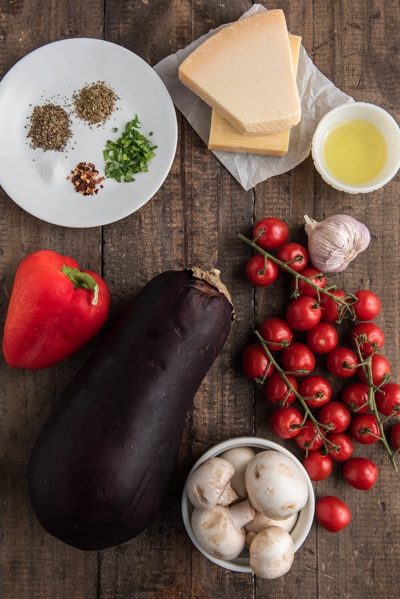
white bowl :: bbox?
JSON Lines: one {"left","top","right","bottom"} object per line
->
{"left": 181, "top": 436, "right": 315, "bottom": 573}
{"left": 311, "top": 102, "right": 400, "bottom": 193}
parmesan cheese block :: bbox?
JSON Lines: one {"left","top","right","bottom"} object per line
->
{"left": 178, "top": 9, "right": 301, "bottom": 135}
{"left": 208, "top": 34, "right": 302, "bottom": 156}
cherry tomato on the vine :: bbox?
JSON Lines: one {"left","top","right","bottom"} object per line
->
{"left": 302, "top": 450, "right": 333, "bottom": 482}
{"left": 258, "top": 317, "right": 293, "bottom": 351}
{"left": 342, "top": 382, "right": 370, "bottom": 413}
{"left": 306, "top": 321, "right": 339, "bottom": 354}
{"left": 350, "top": 322, "right": 384, "bottom": 357}
{"left": 342, "top": 457, "right": 378, "bottom": 490}
{"left": 350, "top": 413, "right": 381, "bottom": 445}
{"left": 246, "top": 254, "right": 279, "bottom": 287}
{"left": 269, "top": 406, "right": 303, "bottom": 439}
{"left": 253, "top": 217, "right": 289, "bottom": 250}
{"left": 286, "top": 295, "right": 322, "bottom": 331}
{"left": 357, "top": 353, "right": 391, "bottom": 386}
{"left": 320, "top": 289, "right": 348, "bottom": 323}
{"left": 294, "top": 420, "right": 324, "bottom": 451}
{"left": 319, "top": 401, "right": 351, "bottom": 432}
{"left": 264, "top": 372, "right": 298, "bottom": 406}
{"left": 276, "top": 242, "right": 308, "bottom": 273}
{"left": 353, "top": 289, "right": 382, "bottom": 321}
{"left": 375, "top": 382, "right": 400, "bottom": 417}
{"left": 326, "top": 432, "right": 354, "bottom": 461}
{"left": 390, "top": 422, "right": 400, "bottom": 450}
{"left": 291, "top": 266, "right": 326, "bottom": 298}
{"left": 326, "top": 346, "right": 358, "bottom": 378}
{"left": 298, "top": 375, "right": 332, "bottom": 409}
{"left": 281, "top": 342, "right": 316, "bottom": 376}
{"left": 241, "top": 344, "right": 274, "bottom": 381}
{"left": 315, "top": 496, "right": 351, "bottom": 532}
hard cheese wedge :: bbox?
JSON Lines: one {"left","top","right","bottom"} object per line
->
{"left": 208, "top": 34, "right": 302, "bottom": 156}
{"left": 178, "top": 9, "right": 301, "bottom": 135}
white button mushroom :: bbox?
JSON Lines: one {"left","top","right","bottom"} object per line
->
{"left": 191, "top": 500, "right": 255, "bottom": 561}
{"left": 219, "top": 446, "right": 256, "bottom": 499}
{"left": 249, "top": 526, "right": 294, "bottom": 579}
{"left": 245, "top": 450, "right": 308, "bottom": 520}
{"left": 245, "top": 510, "right": 298, "bottom": 534}
{"left": 185, "top": 457, "right": 238, "bottom": 510}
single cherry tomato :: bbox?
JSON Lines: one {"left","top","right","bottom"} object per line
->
{"left": 319, "top": 401, "right": 351, "bottom": 432}
{"left": 294, "top": 420, "right": 324, "bottom": 451}
{"left": 302, "top": 450, "right": 333, "bottom": 481}
{"left": 375, "top": 382, "right": 400, "bottom": 417}
{"left": 252, "top": 217, "right": 289, "bottom": 250}
{"left": 342, "top": 382, "right": 370, "bottom": 413}
{"left": 298, "top": 375, "right": 332, "bottom": 408}
{"left": 276, "top": 242, "right": 308, "bottom": 273}
{"left": 327, "top": 432, "right": 354, "bottom": 461}
{"left": 269, "top": 406, "right": 303, "bottom": 439}
{"left": 258, "top": 317, "right": 293, "bottom": 351}
{"left": 315, "top": 496, "right": 351, "bottom": 532}
{"left": 350, "top": 413, "right": 381, "bottom": 444}
{"left": 245, "top": 254, "right": 279, "bottom": 287}
{"left": 281, "top": 342, "right": 316, "bottom": 377}
{"left": 241, "top": 344, "right": 274, "bottom": 381}
{"left": 291, "top": 266, "right": 326, "bottom": 298}
{"left": 350, "top": 322, "right": 384, "bottom": 357}
{"left": 343, "top": 457, "right": 378, "bottom": 490}
{"left": 320, "top": 289, "right": 348, "bottom": 323}
{"left": 286, "top": 295, "right": 322, "bottom": 331}
{"left": 357, "top": 353, "right": 391, "bottom": 386}
{"left": 264, "top": 372, "right": 298, "bottom": 406}
{"left": 326, "top": 347, "right": 358, "bottom": 378}
{"left": 353, "top": 289, "right": 382, "bottom": 321}
{"left": 306, "top": 321, "right": 339, "bottom": 354}
{"left": 390, "top": 422, "right": 400, "bottom": 450}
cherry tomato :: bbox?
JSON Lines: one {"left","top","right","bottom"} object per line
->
{"left": 319, "top": 401, "right": 351, "bottom": 432}
{"left": 281, "top": 342, "right": 316, "bottom": 377}
{"left": 253, "top": 217, "right": 289, "bottom": 250}
{"left": 306, "top": 322, "right": 339, "bottom": 354}
{"left": 276, "top": 242, "right": 308, "bottom": 273}
{"left": 258, "top": 317, "right": 293, "bottom": 351}
{"left": 357, "top": 353, "right": 391, "bottom": 386}
{"left": 375, "top": 382, "right": 400, "bottom": 417}
{"left": 286, "top": 295, "right": 322, "bottom": 331}
{"left": 302, "top": 450, "right": 333, "bottom": 482}
{"left": 327, "top": 432, "right": 354, "bottom": 461}
{"left": 350, "top": 413, "right": 381, "bottom": 444}
{"left": 315, "top": 496, "right": 351, "bottom": 532}
{"left": 353, "top": 289, "right": 382, "bottom": 321}
{"left": 320, "top": 289, "right": 347, "bottom": 323}
{"left": 326, "top": 347, "right": 358, "bottom": 378}
{"left": 246, "top": 254, "right": 279, "bottom": 287}
{"left": 241, "top": 344, "right": 275, "bottom": 381}
{"left": 343, "top": 457, "right": 378, "bottom": 490}
{"left": 291, "top": 266, "right": 326, "bottom": 298}
{"left": 269, "top": 406, "right": 303, "bottom": 439}
{"left": 264, "top": 372, "right": 298, "bottom": 406}
{"left": 350, "top": 322, "right": 384, "bottom": 357}
{"left": 342, "top": 382, "right": 370, "bottom": 413}
{"left": 294, "top": 420, "right": 324, "bottom": 451}
{"left": 390, "top": 422, "right": 400, "bottom": 450}
{"left": 298, "top": 375, "right": 332, "bottom": 408}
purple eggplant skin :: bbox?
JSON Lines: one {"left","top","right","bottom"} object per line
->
{"left": 27, "top": 269, "right": 233, "bottom": 551}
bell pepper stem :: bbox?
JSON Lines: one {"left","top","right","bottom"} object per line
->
{"left": 61, "top": 265, "right": 99, "bottom": 306}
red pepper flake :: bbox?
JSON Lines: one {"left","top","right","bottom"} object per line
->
{"left": 69, "top": 162, "right": 105, "bottom": 196}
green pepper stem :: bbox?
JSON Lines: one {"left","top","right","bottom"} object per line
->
{"left": 61, "top": 265, "right": 99, "bottom": 306}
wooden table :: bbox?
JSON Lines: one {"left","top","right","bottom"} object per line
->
{"left": 1, "top": 1, "right": 400, "bottom": 597}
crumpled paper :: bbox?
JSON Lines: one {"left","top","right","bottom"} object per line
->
{"left": 154, "top": 3, "right": 353, "bottom": 190}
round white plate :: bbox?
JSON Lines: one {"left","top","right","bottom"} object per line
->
{"left": 0, "top": 38, "right": 177, "bottom": 227}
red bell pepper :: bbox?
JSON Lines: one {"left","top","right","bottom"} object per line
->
{"left": 2, "top": 250, "right": 110, "bottom": 370}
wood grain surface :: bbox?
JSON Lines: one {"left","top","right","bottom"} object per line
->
{"left": 1, "top": 1, "right": 400, "bottom": 598}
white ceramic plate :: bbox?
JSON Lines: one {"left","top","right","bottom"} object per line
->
{"left": 0, "top": 38, "right": 177, "bottom": 227}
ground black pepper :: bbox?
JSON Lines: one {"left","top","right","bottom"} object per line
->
{"left": 69, "top": 162, "right": 105, "bottom": 195}
{"left": 27, "top": 103, "right": 72, "bottom": 151}
{"left": 73, "top": 82, "right": 117, "bottom": 126}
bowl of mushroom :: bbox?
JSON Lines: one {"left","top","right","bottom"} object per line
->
{"left": 181, "top": 437, "right": 315, "bottom": 579}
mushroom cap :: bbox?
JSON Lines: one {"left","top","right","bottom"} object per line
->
{"left": 245, "top": 450, "right": 308, "bottom": 520}
{"left": 249, "top": 526, "right": 294, "bottom": 579}
{"left": 191, "top": 505, "right": 246, "bottom": 561}
{"left": 219, "top": 446, "right": 256, "bottom": 498}
{"left": 186, "top": 457, "right": 236, "bottom": 509}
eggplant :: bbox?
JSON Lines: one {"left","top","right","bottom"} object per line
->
{"left": 27, "top": 268, "right": 233, "bottom": 551}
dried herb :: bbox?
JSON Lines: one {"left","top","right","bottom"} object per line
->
{"left": 73, "top": 82, "right": 117, "bottom": 126}
{"left": 27, "top": 103, "right": 72, "bottom": 151}
{"left": 69, "top": 162, "right": 105, "bottom": 196}
{"left": 103, "top": 115, "right": 157, "bottom": 183}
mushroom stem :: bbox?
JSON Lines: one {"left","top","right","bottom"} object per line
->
{"left": 229, "top": 499, "right": 256, "bottom": 529}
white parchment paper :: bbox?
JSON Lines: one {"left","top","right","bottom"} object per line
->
{"left": 154, "top": 4, "right": 353, "bottom": 190}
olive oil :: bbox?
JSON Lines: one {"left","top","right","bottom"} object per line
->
{"left": 322, "top": 119, "right": 387, "bottom": 185}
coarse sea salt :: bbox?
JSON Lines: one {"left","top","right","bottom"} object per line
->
{"left": 35, "top": 154, "right": 68, "bottom": 186}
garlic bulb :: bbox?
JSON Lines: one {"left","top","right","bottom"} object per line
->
{"left": 304, "top": 214, "right": 370, "bottom": 273}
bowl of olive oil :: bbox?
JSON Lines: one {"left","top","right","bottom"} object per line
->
{"left": 312, "top": 102, "right": 400, "bottom": 193}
